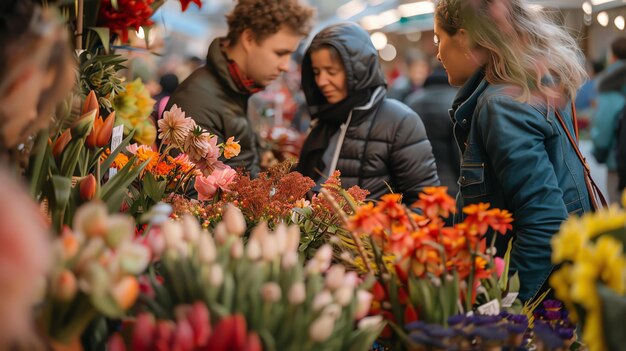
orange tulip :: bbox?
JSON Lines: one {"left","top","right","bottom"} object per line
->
{"left": 52, "top": 129, "right": 72, "bottom": 160}
{"left": 112, "top": 276, "right": 139, "bottom": 310}
{"left": 82, "top": 90, "right": 100, "bottom": 119}
{"left": 79, "top": 174, "right": 97, "bottom": 201}
{"left": 86, "top": 111, "right": 115, "bottom": 149}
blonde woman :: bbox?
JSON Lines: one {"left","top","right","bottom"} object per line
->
{"left": 434, "top": 0, "right": 591, "bottom": 302}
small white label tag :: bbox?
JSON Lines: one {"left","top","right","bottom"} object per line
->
{"left": 501, "top": 292, "right": 519, "bottom": 308}
{"left": 109, "top": 125, "right": 124, "bottom": 178}
{"left": 477, "top": 299, "right": 500, "bottom": 316}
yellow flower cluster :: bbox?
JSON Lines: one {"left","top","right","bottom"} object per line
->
{"left": 112, "top": 78, "right": 156, "bottom": 146}
{"left": 550, "top": 200, "right": 626, "bottom": 351}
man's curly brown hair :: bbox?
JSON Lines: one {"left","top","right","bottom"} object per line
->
{"left": 225, "top": 0, "right": 315, "bottom": 45}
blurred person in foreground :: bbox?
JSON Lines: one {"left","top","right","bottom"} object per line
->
{"left": 0, "top": 0, "right": 75, "bottom": 348}
{"left": 591, "top": 37, "right": 626, "bottom": 203}
{"left": 166, "top": 0, "right": 314, "bottom": 177}
{"left": 387, "top": 48, "right": 431, "bottom": 103}
{"left": 406, "top": 66, "right": 459, "bottom": 198}
{"left": 434, "top": 0, "right": 592, "bottom": 302}
{"left": 297, "top": 22, "right": 439, "bottom": 205}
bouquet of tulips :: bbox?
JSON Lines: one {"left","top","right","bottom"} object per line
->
{"left": 129, "top": 203, "right": 384, "bottom": 351}
{"left": 29, "top": 90, "right": 148, "bottom": 232}
{"left": 38, "top": 201, "right": 150, "bottom": 345}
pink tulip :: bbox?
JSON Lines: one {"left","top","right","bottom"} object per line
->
{"left": 194, "top": 166, "right": 237, "bottom": 201}
{"left": 494, "top": 257, "right": 505, "bottom": 278}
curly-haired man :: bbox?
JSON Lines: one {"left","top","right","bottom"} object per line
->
{"left": 166, "top": 0, "right": 314, "bottom": 177}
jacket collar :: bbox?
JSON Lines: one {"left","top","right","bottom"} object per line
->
{"left": 450, "top": 69, "right": 489, "bottom": 127}
{"left": 205, "top": 38, "right": 252, "bottom": 96}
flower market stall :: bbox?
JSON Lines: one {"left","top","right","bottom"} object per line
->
{"left": 1, "top": 1, "right": 625, "bottom": 351}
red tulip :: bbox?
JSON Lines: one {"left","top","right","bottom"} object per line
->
{"left": 79, "top": 174, "right": 97, "bottom": 201}
{"left": 243, "top": 332, "right": 262, "bottom": 351}
{"left": 52, "top": 129, "right": 72, "bottom": 160}
{"left": 172, "top": 318, "right": 195, "bottom": 351}
{"left": 86, "top": 111, "right": 115, "bottom": 149}
{"left": 107, "top": 333, "right": 127, "bottom": 351}
{"left": 132, "top": 313, "right": 156, "bottom": 351}
{"left": 187, "top": 302, "right": 211, "bottom": 347}
{"left": 83, "top": 90, "right": 100, "bottom": 119}
{"left": 207, "top": 315, "right": 247, "bottom": 351}
{"left": 404, "top": 304, "right": 419, "bottom": 324}
{"left": 154, "top": 320, "right": 175, "bottom": 351}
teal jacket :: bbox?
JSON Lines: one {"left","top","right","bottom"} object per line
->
{"left": 591, "top": 60, "right": 626, "bottom": 171}
{"left": 451, "top": 69, "right": 592, "bottom": 302}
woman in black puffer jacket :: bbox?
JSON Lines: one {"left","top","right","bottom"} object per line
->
{"left": 297, "top": 22, "right": 439, "bottom": 205}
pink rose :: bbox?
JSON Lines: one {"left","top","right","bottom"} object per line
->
{"left": 194, "top": 166, "right": 237, "bottom": 201}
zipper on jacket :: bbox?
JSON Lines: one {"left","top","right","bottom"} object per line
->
{"left": 327, "top": 86, "right": 385, "bottom": 176}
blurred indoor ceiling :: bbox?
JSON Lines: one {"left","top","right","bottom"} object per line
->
{"left": 152, "top": 0, "right": 626, "bottom": 39}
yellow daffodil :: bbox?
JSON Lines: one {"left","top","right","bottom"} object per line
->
{"left": 551, "top": 216, "right": 587, "bottom": 263}
{"left": 583, "top": 205, "right": 626, "bottom": 239}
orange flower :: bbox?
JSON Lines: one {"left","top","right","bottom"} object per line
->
{"left": 154, "top": 161, "right": 175, "bottom": 177}
{"left": 348, "top": 203, "right": 387, "bottom": 235}
{"left": 462, "top": 203, "right": 492, "bottom": 237}
{"left": 473, "top": 256, "right": 492, "bottom": 279}
{"left": 86, "top": 111, "right": 115, "bottom": 149}
{"left": 486, "top": 208, "right": 513, "bottom": 234}
{"left": 412, "top": 186, "right": 456, "bottom": 220}
{"left": 136, "top": 146, "right": 160, "bottom": 172}
{"left": 223, "top": 136, "right": 241, "bottom": 159}
{"left": 112, "top": 153, "right": 130, "bottom": 170}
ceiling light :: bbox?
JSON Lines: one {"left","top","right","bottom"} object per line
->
{"left": 590, "top": 0, "right": 615, "bottom": 5}
{"left": 378, "top": 9, "right": 400, "bottom": 27}
{"left": 370, "top": 32, "right": 388, "bottom": 50}
{"left": 616, "top": 15, "right": 625, "bottom": 30}
{"left": 337, "top": 0, "right": 367, "bottom": 19}
{"left": 379, "top": 44, "right": 397, "bottom": 62}
{"left": 398, "top": 1, "right": 435, "bottom": 18}
{"left": 361, "top": 15, "right": 382, "bottom": 31}
{"left": 582, "top": 1, "right": 592, "bottom": 14}
{"left": 598, "top": 11, "right": 610, "bottom": 26}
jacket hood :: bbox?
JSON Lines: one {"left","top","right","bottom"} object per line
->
{"left": 301, "top": 22, "right": 386, "bottom": 109}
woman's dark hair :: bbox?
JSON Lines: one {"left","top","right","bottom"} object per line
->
{"left": 0, "top": 0, "right": 37, "bottom": 78}
{"left": 308, "top": 42, "right": 343, "bottom": 65}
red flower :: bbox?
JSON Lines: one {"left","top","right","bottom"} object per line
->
{"left": 98, "top": 0, "right": 155, "bottom": 43}
{"left": 207, "top": 315, "right": 247, "bottom": 351}
{"left": 179, "top": 0, "right": 202, "bottom": 12}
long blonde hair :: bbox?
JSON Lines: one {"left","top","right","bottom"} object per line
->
{"left": 435, "top": 0, "right": 587, "bottom": 102}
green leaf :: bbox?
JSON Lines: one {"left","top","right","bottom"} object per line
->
{"left": 111, "top": 0, "right": 118, "bottom": 10}
{"left": 143, "top": 172, "right": 167, "bottom": 203}
{"left": 100, "top": 157, "right": 149, "bottom": 202}
{"left": 51, "top": 175, "right": 73, "bottom": 213}
{"left": 498, "top": 238, "right": 514, "bottom": 291}
{"left": 28, "top": 131, "right": 51, "bottom": 199}
{"left": 88, "top": 27, "right": 111, "bottom": 54}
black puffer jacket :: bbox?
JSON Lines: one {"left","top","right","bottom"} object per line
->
{"left": 165, "top": 38, "right": 260, "bottom": 177}
{"left": 297, "top": 23, "right": 439, "bottom": 204}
